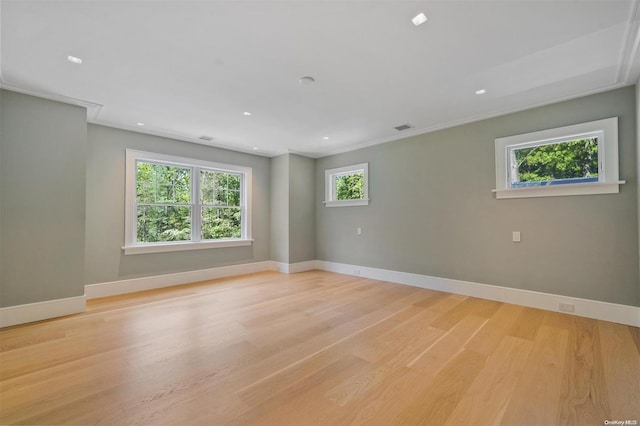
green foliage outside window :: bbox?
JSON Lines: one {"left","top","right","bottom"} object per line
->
{"left": 336, "top": 172, "right": 364, "bottom": 200}
{"left": 136, "top": 162, "right": 242, "bottom": 243}
{"left": 513, "top": 138, "right": 598, "bottom": 183}
{"left": 200, "top": 171, "right": 242, "bottom": 239}
{"left": 136, "top": 163, "right": 191, "bottom": 242}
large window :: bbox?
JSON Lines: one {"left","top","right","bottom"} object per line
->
{"left": 494, "top": 117, "right": 623, "bottom": 199}
{"left": 324, "top": 163, "right": 369, "bottom": 207}
{"left": 124, "top": 150, "right": 252, "bottom": 254}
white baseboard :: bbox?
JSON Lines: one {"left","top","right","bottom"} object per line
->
{"left": 8, "top": 260, "right": 634, "bottom": 328}
{"left": 274, "top": 260, "right": 318, "bottom": 274}
{"left": 315, "top": 261, "right": 640, "bottom": 327}
{"left": 85, "top": 261, "right": 277, "bottom": 299}
{"left": 0, "top": 295, "right": 86, "bottom": 328}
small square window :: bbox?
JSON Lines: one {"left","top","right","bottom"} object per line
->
{"left": 324, "top": 163, "right": 369, "bottom": 207}
{"left": 494, "top": 117, "right": 624, "bottom": 199}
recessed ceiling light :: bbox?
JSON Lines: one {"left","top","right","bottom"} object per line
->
{"left": 299, "top": 76, "right": 315, "bottom": 85}
{"left": 412, "top": 13, "right": 427, "bottom": 26}
{"left": 252, "top": 147, "right": 259, "bottom": 150}
{"left": 243, "top": 112, "right": 252, "bottom": 116}
{"left": 136, "top": 122, "right": 145, "bottom": 126}
{"left": 323, "top": 136, "right": 329, "bottom": 140}
{"left": 475, "top": 89, "right": 487, "bottom": 95}
{"left": 67, "top": 55, "right": 82, "bottom": 64}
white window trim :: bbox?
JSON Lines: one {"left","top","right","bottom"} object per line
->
{"left": 493, "top": 117, "right": 624, "bottom": 199}
{"left": 124, "top": 149, "right": 252, "bottom": 255}
{"left": 324, "top": 163, "right": 369, "bottom": 207}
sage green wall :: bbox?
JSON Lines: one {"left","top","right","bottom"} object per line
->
{"left": 270, "top": 154, "right": 290, "bottom": 263}
{"left": 84, "top": 124, "right": 271, "bottom": 284}
{"left": 269, "top": 153, "right": 316, "bottom": 264}
{"left": 1, "top": 90, "right": 87, "bottom": 307}
{"left": 316, "top": 86, "right": 639, "bottom": 307}
{"left": 289, "top": 154, "right": 315, "bottom": 263}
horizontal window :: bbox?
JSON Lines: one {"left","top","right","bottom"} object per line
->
{"left": 124, "top": 150, "right": 252, "bottom": 254}
{"left": 494, "top": 117, "right": 624, "bottom": 199}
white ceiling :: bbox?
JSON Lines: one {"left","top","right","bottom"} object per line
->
{"left": 1, "top": 0, "right": 639, "bottom": 158}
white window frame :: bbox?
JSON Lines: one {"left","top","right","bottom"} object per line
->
{"left": 493, "top": 117, "right": 624, "bottom": 199}
{"left": 324, "top": 163, "right": 369, "bottom": 207}
{"left": 124, "top": 149, "right": 252, "bottom": 255}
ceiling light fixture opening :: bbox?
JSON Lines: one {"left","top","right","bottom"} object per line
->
{"left": 243, "top": 111, "right": 252, "bottom": 116}
{"left": 475, "top": 89, "right": 487, "bottom": 95}
{"left": 252, "top": 147, "right": 259, "bottom": 150}
{"left": 323, "top": 136, "right": 329, "bottom": 140}
{"left": 67, "top": 55, "right": 83, "bottom": 64}
{"left": 136, "top": 122, "right": 145, "bottom": 126}
{"left": 412, "top": 13, "right": 427, "bottom": 26}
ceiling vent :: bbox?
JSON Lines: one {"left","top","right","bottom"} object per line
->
{"left": 394, "top": 123, "right": 414, "bottom": 131}
{"left": 198, "top": 135, "right": 214, "bottom": 141}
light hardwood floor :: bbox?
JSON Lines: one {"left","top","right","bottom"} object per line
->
{"left": 1, "top": 270, "right": 638, "bottom": 425}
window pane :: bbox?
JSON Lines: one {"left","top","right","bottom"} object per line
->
{"left": 155, "top": 165, "right": 191, "bottom": 203}
{"left": 228, "top": 190, "right": 240, "bottom": 206}
{"left": 137, "top": 162, "right": 190, "bottom": 203}
{"left": 227, "top": 174, "right": 241, "bottom": 191}
{"left": 336, "top": 172, "right": 364, "bottom": 200}
{"left": 136, "top": 162, "right": 156, "bottom": 203}
{"left": 137, "top": 205, "right": 191, "bottom": 243}
{"left": 511, "top": 138, "right": 598, "bottom": 187}
{"left": 200, "top": 170, "right": 242, "bottom": 206}
{"left": 201, "top": 207, "right": 241, "bottom": 240}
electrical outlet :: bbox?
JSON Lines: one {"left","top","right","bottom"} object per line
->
{"left": 354, "top": 269, "right": 361, "bottom": 276}
{"left": 357, "top": 227, "right": 362, "bottom": 235}
{"left": 512, "top": 231, "right": 521, "bottom": 242}
{"left": 559, "top": 303, "right": 575, "bottom": 313}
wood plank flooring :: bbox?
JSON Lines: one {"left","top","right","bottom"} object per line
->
{"left": 1, "top": 270, "right": 638, "bottom": 425}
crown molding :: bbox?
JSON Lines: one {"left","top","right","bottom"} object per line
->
{"left": 0, "top": 79, "right": 104, "bottom": 121}
{"left": 315, "top": 82, "right": 632, "bottom": 159}
{"left": 617, "top": 0, "right": 640, "bottom": 83}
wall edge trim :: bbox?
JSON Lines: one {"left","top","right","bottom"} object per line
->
{"left": 11, "top": 260, "right": 635, "bottom": 327}
{"left": 0, "top": 296, "right": 86, "bottom": 328}
{"left": 315, "top": 260, "right": 640, "bottom": 327}
{"left": 85, "top": 261, "right": 277, "bottom": 299}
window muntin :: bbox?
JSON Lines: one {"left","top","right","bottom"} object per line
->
{"left": 324, "top": 163, "right": 369, "bottom": 207}
{"left": 125, "top": 150, "right": 252, "bottom": 254}
{"left": 494, "top": 117, "right": 623, "bottom": 199}
{"left": 508, "top": 134, "right": 601, "bottom": 188}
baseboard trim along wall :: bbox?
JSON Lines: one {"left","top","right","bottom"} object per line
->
{"left": 85, "top": 261, "right": 276, "bottom": 299}
{"left": 0, "top": 295, "right": 86, "bottom": 328}
{"left": 4, "top": 260, "right": 637, "bottom": 328}
{"left": 313, "top": 260, "right": 640, "bottom": 327}
{"left": 274, "top": 260, "right": 318, "bottom": 274}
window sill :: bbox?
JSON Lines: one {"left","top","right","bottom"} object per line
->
{"left": 324, "top": 198, "right": 370, "bottom": 207}
{"left": 123, "top": 239, "right": 253, "bottom": 255}
{"left": 492, "top": 181, "right": 625, "bottom": 199}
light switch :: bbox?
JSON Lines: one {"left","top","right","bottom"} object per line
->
{"left": 512, "top": 231, "right": 521, "bottom": 242}
{"left": 357, "top": 227, "right": 362, "bottom": 235}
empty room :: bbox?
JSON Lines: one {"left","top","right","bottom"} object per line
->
{"left": 1, "top": 0, "right": 639, "bottom": 425}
